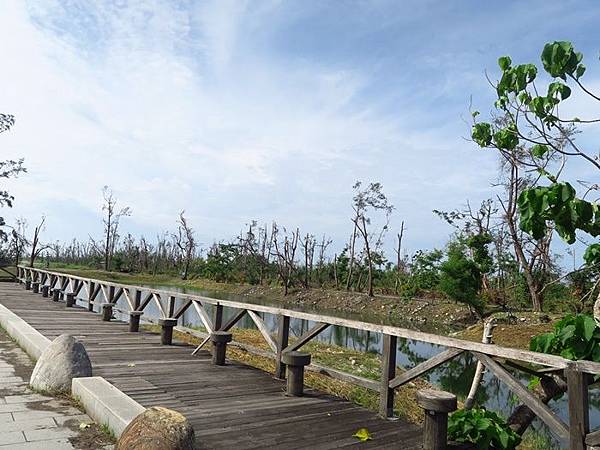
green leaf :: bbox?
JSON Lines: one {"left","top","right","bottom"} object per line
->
{"left": 472, "top": 123, "right": 493, "bottom": 147}
{"left": 548, "top": 81, "right": 571, "bottom": 100}
{"left": 498, "top": 56, "right": 512, "bottom": 71}
{"left": 584, "top": 244, "right": 600, "bottom": 266}
{"left": 576, "top": 64, "right": 586, "bottom": 79}
{"left": 541, "top": 41, "right": 582, "bottom": 79}
{"left": 531, "top": 144, "right": 548, "bottom": 158}
{"left": 353, "top": 428, "right": 373, "bottom": 442}
{"left": 493, "top": 126, "right": 519, "bottom": 150}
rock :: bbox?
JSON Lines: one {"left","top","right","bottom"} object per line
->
{"left": 117, "top": 406, "right": 196, "bottom": 450}
{"left": 30, "top": 334, "right": 92, "bottom": 393}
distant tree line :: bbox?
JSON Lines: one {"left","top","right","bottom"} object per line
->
{"left": 6, "top": 178, "right": 598, "bottom": 317}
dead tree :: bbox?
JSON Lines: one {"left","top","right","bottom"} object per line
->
{"left": 272, "top": 223, "right": 299, "bottom": 296}
{"left": 173, "top": 211, "right": 196, "bottom": 280}
{"left": 100, "top": 186, "right": 131, "bottom": 271}
{"left": 28, "top": 216, "right": 50, "bottom": 267}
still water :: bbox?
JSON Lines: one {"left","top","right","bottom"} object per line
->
{"left": 80, "top": 283, "right": 600, "bottom": 448}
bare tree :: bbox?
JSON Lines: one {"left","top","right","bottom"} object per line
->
{"left": 99, "top": 186, "right": 131, "bottom": 271}
{"left": 173, "top": 211, "right": 196, "bottom": 280}
{"left": 271, "top": 223, "right": 299, "bottom": 296}
{"left": 29, "top": 216, "right": 50, "bottom": 267}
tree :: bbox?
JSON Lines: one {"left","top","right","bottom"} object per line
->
{"left": 0, "top": 114, "right": 26, "bottom": 246}
{"left": 439, "top": 240, "right": 484, "bottom": 317}
{"left": 95, "top": 186, "right": 131, "bottom": 271}
{"left": 173, "top": 211, "right": 196, "bottom": 280}
{"left": 28, "top": 216, "right": 50, "bottom": 267}
{"left": 471, "top": 41, "right": 599, "bottom": 314}
{"left": 348, "top": 181, "right": 393, "bottom": 296}
{"left": 470, "top": 39, "right": 600, "bottom": 438}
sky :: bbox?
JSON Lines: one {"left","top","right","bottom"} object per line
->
{"left": 0, "top": 0, "right": 599, "bottom": 260}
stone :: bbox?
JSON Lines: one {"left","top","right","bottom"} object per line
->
{"left": 117, "top": 406, "right": 195, "bottom": 450}
{"left": 29, "top": 334, "right": 92, "bottom": 393}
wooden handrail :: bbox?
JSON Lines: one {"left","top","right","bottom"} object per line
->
{"left": 15, "top": 265, "right": 597, "bottom": 447}
{"left": 17, "top": 265, "right": 600, "bottom": 373}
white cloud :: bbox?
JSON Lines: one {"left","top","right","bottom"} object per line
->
{"left": 6, "top": 0, "right": 593, "bottom": 259}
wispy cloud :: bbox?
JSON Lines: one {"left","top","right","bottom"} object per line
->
{"left": 1, "top": 0, "right": 598, "bottom": 256}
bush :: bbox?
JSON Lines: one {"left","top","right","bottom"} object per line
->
{"left": 530, "top": 313, "right": 599, "bottom": 361}
{"left": 448, "top": 408, "right": 521, "bottom": 450}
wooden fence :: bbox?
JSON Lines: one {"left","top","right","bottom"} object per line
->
{"left": 16, "top": 265, "right": 600, "bottom": 449}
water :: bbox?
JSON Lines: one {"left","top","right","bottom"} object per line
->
{"left": 79, "top": 283, "right": 600, "bottom": 448}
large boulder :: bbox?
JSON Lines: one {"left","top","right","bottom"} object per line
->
{"left": 117, "top": 406, "right": 196, "bottom": 450}
{"left": 30, "top": 334, "right": 92, "bottom": 393}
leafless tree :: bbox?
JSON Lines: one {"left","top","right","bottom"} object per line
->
{"left": 96, "top": 186, "right": 131, "bottom": 271}
{"left": 173, "top": 211, "right": 196, "bottom": 280}
{"left": 271, "top": 223, "right": 299, "bottom": 296}
{"left": 28, "top": 216, "right": 51, "bottom": 267}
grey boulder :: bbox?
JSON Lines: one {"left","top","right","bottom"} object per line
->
{"left": 30, "top": 334, "right": 92, "bottom": 393}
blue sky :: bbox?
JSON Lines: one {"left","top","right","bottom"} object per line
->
{"left": 1, "top": 0, "right": 599, "bottom": 260}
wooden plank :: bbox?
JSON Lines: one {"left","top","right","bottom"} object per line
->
{"left": 247, "top": 310, "right": 277, "bottom": 353}
{"left": 122, "top": 288, "right": 134, "bottom": 311}
{"left": 284, "top": 322, "right": 329, "bottom": 353}
{"left": 389, "top": 348, "right": 463, "bottom": 389}
{"left": 173, "top": 300, "right": 193, "bottom": 319}
{"left": 192, "top": 301, "right": 213, "bottom": 333}
{"left": 307, "top": 363, "right": 379, "bottom": 391}
{"left": 221, "top": 310, "right": 247, "bottom": 332}
{"left": 18, "top": 266, "right": 596, "bottom": 373}
{"left": 473, "top": 352, "right": 569, "bottom": 439}
{"left": 137, "top": 292, "right": 153, "bottom": 312}
{"left": 152, "top": 293, "right": 167, "bottom": 318}
{"left": 566, "top": 363, "right": 589, "bottom": 450}
{"left": 275, "top": 315, "right": 290, "bottom": 379}
{"left": 379, "top": 334, "right": 396, "bottom": 418}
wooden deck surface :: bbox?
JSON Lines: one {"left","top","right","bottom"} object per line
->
{"left": 0, "top": 283, "right": 422, "bottom": 449}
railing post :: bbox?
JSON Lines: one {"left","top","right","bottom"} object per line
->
{"left": 168, "top": 296, "right": 176, "bottom": 318}
{"left": 108, "top": 285, "right": 115, "bottom": 304}
{"left": 416, "top": 389, "right": 457, "bottom": 450}
{"left": 210, "top": 331, "right": 233, "bottom": 365}
{"left": 275, "top": 315, "right": 290, "bottom": 380}
{"left": 134, "top": 290, "right": 141, "bottom": 310}
{"left": 88, "top": 282, "right": 95, "bottom": 311}
{"left": 379, "top": 333, "right": 397, "bottom": 418}
{"left": 566, "top": 362, "right": 589, "bottom": 450}
{"left": 214, "top": 304, "right": 223, "bottom": 331}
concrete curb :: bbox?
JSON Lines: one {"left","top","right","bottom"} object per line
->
{"left": 72, "top": 377, "right": 145, "bottom": 438}
{"left": 0, "top": 299, "right": 146, "bottom": 439}
{"left": 0, "top": 303, "right": 50, "bottom": 360}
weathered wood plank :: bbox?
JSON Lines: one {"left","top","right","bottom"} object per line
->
{"left": 389, "top": 348, "right": 463, "bottom": 389}
{"left": 473, "top": 352, "right": 569, "bottom": 439}
{"left": 21, "top": 266, "right": 600, "bottom": 373}
{"left": 247, "top": 310, "right": 277, "bottom": 353}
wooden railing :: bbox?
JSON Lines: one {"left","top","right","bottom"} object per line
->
{"left": 15, "top": 265, "right": 600, "bottom": 449}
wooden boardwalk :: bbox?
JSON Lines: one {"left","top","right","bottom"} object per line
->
{"left": 0, "top": 283, "right": 422, "bottom": 449}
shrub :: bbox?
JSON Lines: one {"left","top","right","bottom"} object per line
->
{"left": 448, "top": 408, "right": 521, "bottom": 450}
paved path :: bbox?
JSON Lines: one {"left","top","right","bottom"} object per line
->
{"left": 0, "top": 328, "right": 113, "bottom": 449}
{"left": 0, "top": 282, "right": 422, "bottom": 449}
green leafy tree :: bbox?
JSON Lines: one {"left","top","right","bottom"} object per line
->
{"left": 439, "top": 240, "right": 484, "bottom": 317}
{"left": 472, "top": 41, "right": 599, "bottom": 314}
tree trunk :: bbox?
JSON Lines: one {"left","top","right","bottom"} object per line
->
{"left": 465, "top": 318, "right": 496, "bottom": 409}
{"left": 507, "top": 374, "right": 567, "bottom": 435}
{"left": 594, "top": 289, "right": 600, "bottom": 327}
